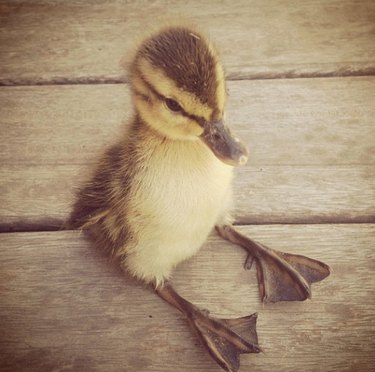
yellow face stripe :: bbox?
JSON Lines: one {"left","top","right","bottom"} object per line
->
{"left": 215, "top": 62, "right": 226, "bottom": 115}
{"left": 136, "top": 58, "right": 213, "bottom": 122}
{"left": 206, "top": 41, "right": 226, "bottom": 116}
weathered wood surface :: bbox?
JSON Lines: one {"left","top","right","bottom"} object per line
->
{"left": 1, "top": 164, "right": 374, "bottom": 231}
{"left": 2, "top": 78, "right": 374, "bottom": 166}
{"left": 0, "top": 1, "right": 374, "bottom": 371}
{"left": 0, "top": 225, "right": 374, "bottom": 371}
{"left": 1, "top": 77, "right": 374, "bottom": 229}
{"left": 0, "top": 0, "right": 374, "bottom": 84}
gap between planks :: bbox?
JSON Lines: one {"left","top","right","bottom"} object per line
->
{"left": 1, "top": 67, "right": 375, "bottom": 87}
{"left": 2, "top": 220, "right": 375, "bottom": 235}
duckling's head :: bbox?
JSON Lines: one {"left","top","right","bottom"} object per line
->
{"left": 130, "top": 26, "right": 248, "bottom": 166}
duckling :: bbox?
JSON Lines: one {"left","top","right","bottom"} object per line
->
{"left": 69, "top": 26, "right": 330, "bottom": 371}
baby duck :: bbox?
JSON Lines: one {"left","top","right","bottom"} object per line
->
{"left": 69, "top": 26, "right": 330, "bottom": 371}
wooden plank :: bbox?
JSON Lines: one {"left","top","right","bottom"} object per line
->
{"left": 1, "top": 164, "right": 374, "bottom": 231}
{"left": 1, "top": 77, "right": 374, "bottom": 166}
{"left": 0, "top": 225, "right": 374, "bottom": 371}
{"left": 1, "top": 77, "right": 374, "bottom": 229}
{"left": 0, "top": 0, "right": 374, "bottom": 84}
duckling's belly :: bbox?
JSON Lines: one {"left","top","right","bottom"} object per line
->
{"left": 124, "top": 151, "right": 233, "bottom": 284}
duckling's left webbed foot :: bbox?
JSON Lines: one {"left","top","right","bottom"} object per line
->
{"left": 156, "top": 282, "right": 260, "bottom": 372}
{"left": 216, "top": 225, "right": 330, "bottom": 303}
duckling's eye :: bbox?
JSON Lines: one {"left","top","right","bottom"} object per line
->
{"left": 165, "top": 98, "right": 182, "bottom": 113}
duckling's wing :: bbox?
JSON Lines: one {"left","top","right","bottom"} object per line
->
{"left": 68, "top": 143, "right": 129, "bottom": 229}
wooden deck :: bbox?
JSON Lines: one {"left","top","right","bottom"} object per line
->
{"left": 0, "top": 1, "right": 374, "bottom": 371}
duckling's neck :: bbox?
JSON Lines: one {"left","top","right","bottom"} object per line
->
{"left": 131, "top": 113, "right": 169, "bottom": 144}
{"left": 128, "top": 114, "right": 224, "bottom": 171}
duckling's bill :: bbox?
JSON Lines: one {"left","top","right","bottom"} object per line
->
{"left": 201, "top": 120, "right": 249, "bottom": 166}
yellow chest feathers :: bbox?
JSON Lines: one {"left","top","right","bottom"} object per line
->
{"left": 122, "top": 138, "right": 233, "bottom": 284}
{"left": 128, "top": 138, "right": 233, "bottom": 234}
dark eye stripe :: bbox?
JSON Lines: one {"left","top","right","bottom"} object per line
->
{"left": 183, "top": 111, "right": 206, "bottom": 127}
{"left": 137, "top": 72, "right": 206, "bottom": 127}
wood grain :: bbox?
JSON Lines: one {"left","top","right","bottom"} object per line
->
{"left": 0, "top": 225, "right": 374, "bottom": 371}
{"left": 1, "top": 77, "right": 374, "bottom": 229}
{"left": 0, "top": 0, "right": 374, "bottom": 84}
{"left": 1, "top": 77, "right": 374, "bottom": 166}
{"left": 0, "top": 3, "right": 374, "bottom": 372}
{"left": 1, "top": 164, "right": 374, "bottom": 231}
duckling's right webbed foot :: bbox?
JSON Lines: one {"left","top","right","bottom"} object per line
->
{"left": 156, "top": 282, "right": 260, "bottom": 372}
{"left": 216, "top": 225, "right": 330, "bottom": 303}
